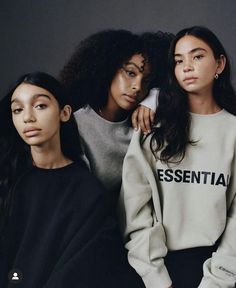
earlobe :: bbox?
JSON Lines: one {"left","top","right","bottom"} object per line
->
{"left": 216, "top": 54, "right": 226, "bottom": 75}
{"left": 60, "top": 105, "right": 72, "bottom": 122}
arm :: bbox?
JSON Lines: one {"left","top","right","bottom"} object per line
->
{"left": 198, "top": 156, "right": 236, "bottom": 288}
{"left": 132, "top": 88, "right": 159, "bottom": 134}
{"left": 140, "top": 88, "right": 159, "bottom": 112}
{"left": 119, "top": 129, "right": 172, "bottom": 288}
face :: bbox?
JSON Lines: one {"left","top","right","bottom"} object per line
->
{"left": 107, "top": 54, "right": 150, "bottom": 111}
{"left": 174, "top": 35, "right": 225, "bottom": 97}
{"left": 11, "top": 83, "right": 70, "bottom": 148}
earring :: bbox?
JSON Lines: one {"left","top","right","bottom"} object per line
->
{"left": 214, "top": 73, "right": 219, "bottom": 80}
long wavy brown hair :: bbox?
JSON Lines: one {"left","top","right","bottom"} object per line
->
{"left": 147, "top": 26, "right": 236, "bottom": 164}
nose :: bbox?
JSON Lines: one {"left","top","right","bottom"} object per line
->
{"left": 183, "top": 59, "right": 194, "bottom": 72}
{"left": 131, "top": 77, "right": 142, "bottom": 93}
{"left": 23, "top": 108, "right": 36, "bottom": 123}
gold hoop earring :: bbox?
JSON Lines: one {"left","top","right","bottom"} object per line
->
{"left": 214, "top": 73, "right": 219, "bottom": 80}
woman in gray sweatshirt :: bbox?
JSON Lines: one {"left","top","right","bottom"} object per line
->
{"left": 59, "top": 29, "right": 173, "bottom": 205}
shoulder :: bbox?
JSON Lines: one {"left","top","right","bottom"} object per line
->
{"left": 62, "top": 161, "right": 109, "bottom": 211}
{"left": 219, "top": 110, "right": 236, "bottom": 134}
{"left": 126, "top": 128, "right": 154, "bottom": 162}
{"left": 190, "top": 109, "right": 236, "bottom": 127}
{"left": 73, "top": 106, "right": 101, "bottom": 131}
{"left": 223, "top": 109, "right": 236, "bottom": 122}
{"left": 74, "top": 105, "right": 93, "bottom": 120}
{"left": 65, "top": 161, "right": 103, "bottom": 188}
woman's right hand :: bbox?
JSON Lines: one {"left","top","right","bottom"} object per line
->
{"left": 131, "top": 105, "right": 155, "bottom": 134}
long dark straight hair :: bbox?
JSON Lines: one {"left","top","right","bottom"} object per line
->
{"left": 148, "top": 26, "right": 236, "bottom": 163}
{"left": 0, "top": 72, "right": 82, "bottom": 234}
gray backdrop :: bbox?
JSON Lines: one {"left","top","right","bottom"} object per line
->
{"left": 1, "top": 0, "right": 235, "bottom": 98}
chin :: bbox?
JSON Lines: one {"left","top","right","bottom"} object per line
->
{"left": 122, "top": 103, "right": 137, "bottom": 111}
{"left": 24, "top": 138, "right": 44, "bottom": 146}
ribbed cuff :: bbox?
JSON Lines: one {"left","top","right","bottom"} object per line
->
{"left": 198, "top": 276, "right": 235, "bottom": 288}
{"left": 142, "top": 265, "right": 172, "bottom": 288}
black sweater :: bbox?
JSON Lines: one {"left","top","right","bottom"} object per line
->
{"left": 0, "top": 162, "right": 144, "bottom": 288}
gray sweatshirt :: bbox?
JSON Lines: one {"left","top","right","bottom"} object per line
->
{"left": 74, "top": 106, "right": 133, "bottom": 195}
{"left": 74, "top": 88, "right": 159, "bottom": 195}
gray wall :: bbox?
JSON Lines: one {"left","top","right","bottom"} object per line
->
{"left": 1, "top": 0, "right": 235, "bottom": 98}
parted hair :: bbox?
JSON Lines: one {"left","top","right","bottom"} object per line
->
{"left": 148, "top": 26, "right": 236, "bottom": 164}
{"left": 0, "top": 72, "right": 82, "bottom": 234}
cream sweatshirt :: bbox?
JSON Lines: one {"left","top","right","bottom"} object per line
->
{"left": 120, "top": 109, "right": 236, "bottom": 288}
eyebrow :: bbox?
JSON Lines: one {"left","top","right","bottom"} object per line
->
{"left": 11, "top": 94, "right": 51, "bottom": 104}
{"left": 174, "top": 47, "right": 207, "bottom": 57}
{"left": 125, "top": 61, "right": 145, "bottom": 72}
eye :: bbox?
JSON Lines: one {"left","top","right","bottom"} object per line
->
{"left": 122, "top": 67, "right": 137, "bottom": 78}
{"left": 35, "top": 103, "right": 47, "bottom": 110}
{"left": 174, "top": 59, "right": 183, "bottom": 65}
{"left": 193, "top": 54, "right": 204, "bottom": 60}
{"left": 125, "top": 69, "right": 136, "bottom": 77}
{"left": 12, "top": 108, "right": 23, "bottom": 114}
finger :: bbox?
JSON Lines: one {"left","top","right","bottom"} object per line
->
{"left": 150, "top": 110, "right": 155, "bottom": 124}
{"left": 138, "top": 106, "right": 148, "bottom": 134}
{"left": 131, "top": 108, "right": 139, "bottom": 130}
{"left": 143, "top": 108, "right": 152, "bottom": 133}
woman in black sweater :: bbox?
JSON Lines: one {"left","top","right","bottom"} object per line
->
{"left": 0, "top": 72, "right": 144, "bottom": 288}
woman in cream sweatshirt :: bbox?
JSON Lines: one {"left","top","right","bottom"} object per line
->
{"left": 120, "top": 26, "right": 236, "bottom": 288}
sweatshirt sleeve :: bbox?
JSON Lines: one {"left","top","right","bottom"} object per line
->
{"left": 139, "top": 88, "right": 159, "bottom": 112}
{"left": 119, "top": 129, "right": 172, "bottom": 288}
{"left": 199, "top": 155, "right": 236, "bottom": 288}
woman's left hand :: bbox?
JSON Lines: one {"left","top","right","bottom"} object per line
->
{"left": 131, "top": 105, "right": 155, "bottom": 134}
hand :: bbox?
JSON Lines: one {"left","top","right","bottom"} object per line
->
{"left": 131, "top": 105, "right": 155, "bottom": 134}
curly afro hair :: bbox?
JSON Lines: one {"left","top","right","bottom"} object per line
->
{"left": 59, "top": 29, "right": 174, "bottom": 111}
{"left": 59, "top": 29, "right": 144, "bottom": 111}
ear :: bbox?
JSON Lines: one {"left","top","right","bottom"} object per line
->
{"left": 216, "top": 54, "right": 226, "bottom": 75}
{"left": 60, "top": 105, "right": 72, "bottom": 122}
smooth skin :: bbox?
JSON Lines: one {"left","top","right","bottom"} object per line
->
{"left": 11, "top": 83, "right": 72, "bottom": 169}
{"left": 99, "top": 54, "right": 154, "bottom": 132}
{"left": 174, "top": 35, "right": 226, "bottom": 114}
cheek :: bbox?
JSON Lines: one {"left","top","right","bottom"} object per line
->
{"left": 205, "top": 61, "right": 218, "bottom": 75}
{"left": 40, "top": 109, "right": 59, "bottom": 121}
{"left": 46, "top": 113, "right": 61, "bottom": 129}
{"left": 12, "top": 116, "right": 20, "bottom": 131}
{"left": 174, "top": 67, "right": 181, "bottom": 81}
{"left": 111, "top": 74, "right": 127, "bottom": 95}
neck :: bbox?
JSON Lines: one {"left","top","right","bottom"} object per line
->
{"left": 188, "top": 92, "right": 221, "bottom": 114}
{"left": 30, "top": 144, "right": 72, "bottom": 169}
{"left": 98, "top": 106, "right": 128, "bottom": 122}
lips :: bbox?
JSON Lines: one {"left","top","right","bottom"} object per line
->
{"left": 183, "top": 77, "right": 198, "bottom": 82}
{"left": 23, "top": 127, "right": 41, "bottom": 136}
{"left": 123, "top": 94, "right": 137, "bottom": 103}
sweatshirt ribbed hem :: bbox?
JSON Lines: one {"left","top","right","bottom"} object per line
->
{"left": 198, "top": 276, "right": 235, "bottom": 288}
{"left": 142, "top": 266, "right": 172, "bottom": 288}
